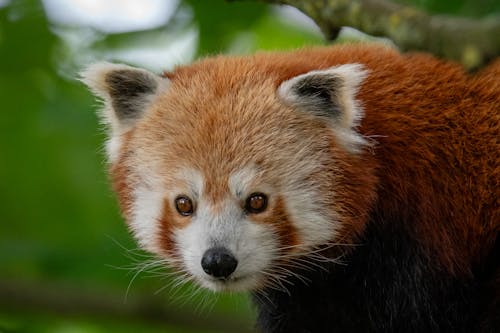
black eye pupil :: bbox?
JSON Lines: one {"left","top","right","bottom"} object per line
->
{"left": 246, "top": 193, "right": 268, "bottom": 214}
{"left": 175, "top": 196, "right": 193, "bottom": 216}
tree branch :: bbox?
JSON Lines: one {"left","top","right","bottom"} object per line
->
{"left": 0, "top": 279, "right": 253, "bottom": 333}
{"left": 257, "top": 0, "right": 500, "bottom": 69}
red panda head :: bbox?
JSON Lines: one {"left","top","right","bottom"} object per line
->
{"left": 82, "top": 52, "right": 376, "bottom": 292}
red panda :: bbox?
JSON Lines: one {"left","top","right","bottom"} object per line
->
{"left": 82, "top": 44, "right": 499, "bottom": 333}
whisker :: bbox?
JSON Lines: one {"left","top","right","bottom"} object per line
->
{"left": 253, "top": 289, "right": 275, "bottom": 308}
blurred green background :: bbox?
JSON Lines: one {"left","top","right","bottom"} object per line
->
{"left": 0, "top": 0, "right": 498, "bottom": 332}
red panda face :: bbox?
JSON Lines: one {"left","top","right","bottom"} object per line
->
{"left": 82, "top": 54, "right": 372, "bottom": 291}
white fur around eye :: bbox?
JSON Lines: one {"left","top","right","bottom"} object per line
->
{"left": 229, "top": 165, "right": 259, "bottom": 198}
{"left": 174, "top": 168, "right": 204, "bottom": 198}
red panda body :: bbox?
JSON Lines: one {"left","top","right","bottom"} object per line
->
{"left": 83, "top": 44, "right": 499, "bottom": 332}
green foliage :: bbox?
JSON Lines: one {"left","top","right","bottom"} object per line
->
{"left": 185, "top": 0, "right": 323, "bottom": 55}
{"left": 186, "top": 0, "right": 269, "bottom": 55}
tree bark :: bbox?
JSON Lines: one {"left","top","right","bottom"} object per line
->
{"left": 256, "top": 0, "right": 500, "bottom": 69}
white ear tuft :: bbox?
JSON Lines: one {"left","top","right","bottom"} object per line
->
{"left": 80, "top": 62, "right": 169, "bottom": 134}
{"left": 80, "top": 62, "right": 169, "bottom": 162}
{"left": 278, "top": 63, "right": 368, "bottom": 153}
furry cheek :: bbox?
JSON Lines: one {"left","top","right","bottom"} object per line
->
{"left": 127, "top": 186, "right": 164, "bottom": 254}
{"left": 249, "top": 196, "right": 299, "bottom": 252}
{"left": 157, "top": 198, "right": 187, "bottom": 260}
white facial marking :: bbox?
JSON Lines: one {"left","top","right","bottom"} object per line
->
{"left": 228, "top": 165, "right": 273, "bottom": 200}
{"left": 106, "top": 135, "right": 122, "bottom": 163}
{"left": 276, "top": 153, "right": 339, "bottom": 248}
{"left": 229, "top": 165, "right": 259, "bottom": 199}
{"left": 282, "top": 184, "right": 337, "bottom": 247}
{"left": 283, "top": 161, "right": 337, "bottom": 247}
{"left": 130, "top": 168, "right": 204, "bottom": 255}
{"left": 171, "top": 168, "right": 204, "bottom": 201}
{"left": 130, "top": 186, "right": 164, "bottom": 253}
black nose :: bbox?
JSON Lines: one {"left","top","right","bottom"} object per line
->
{"left": 201, "top": 247, "right": 238, "bottom": 279}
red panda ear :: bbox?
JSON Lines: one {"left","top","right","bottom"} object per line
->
{"left": 80, "top": 62, "right": 169, "bottom": 135}
{"left": 278, "top": 64, "right": 368, "bottom": 153}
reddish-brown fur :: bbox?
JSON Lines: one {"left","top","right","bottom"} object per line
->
{"left": 258, "top": 196, "right": 300, "bottom": 248}
{"left": 111, "top": 44, "right": 499, "bottom": 278}
{"left": 158, "top": 199, "right": 179, "bottom": 258}
{"left": 110, "top": 132, "right": 135, "bottom": 220}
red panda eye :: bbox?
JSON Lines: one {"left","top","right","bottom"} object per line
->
{"left": 245, "top": 193, "right": 268, "bottom": 214}
{"left": 175, "top": 196, "right": 194, "bottom": 216}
